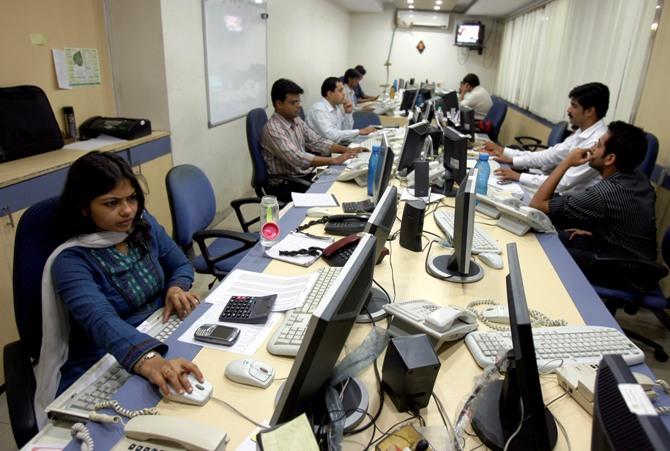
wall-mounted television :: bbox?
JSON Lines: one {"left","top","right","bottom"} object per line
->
{"left": 455, "top": 22, "right": 485, "bottom": 49}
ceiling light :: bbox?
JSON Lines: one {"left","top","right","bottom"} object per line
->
{"left": 433, "top": 5, "right": 440, "bottom": 10}
{"left": 408, "top": 5, "right": 414, "bottom": 8}
{"left": 436, "top": 0, "right": 443, "bottom": 4}
{"left": 407, "top": 0, "right": 414, "bottom": 4}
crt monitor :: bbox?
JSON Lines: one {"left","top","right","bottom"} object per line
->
{"left": 271, "top": 234, "right": 377, "bottom": 429}
{"left": 441, "top": 126, "right": 469, "bottom": 196}
{"left": 372, "top": 134, "right": 395, "bottom": 205}
{"left": 455, "top": 22, "right": 485, "bottom": 48}
{"left": 459, "top": 105, "right": 476, "bottom": 141}
{"left": 426, "top": 168, "right": 483, "bottom": 283}
{"left": 470, "top": 242, "right": 558, "bottom": 451}
{"left": 397, "top": 120, "right": 430, "bottom": 175}
{"left": 592, "top": 354, "right": 670, "bottom": 450}
{"left": 400, "top": 88, "right": 419, "bottom": 114}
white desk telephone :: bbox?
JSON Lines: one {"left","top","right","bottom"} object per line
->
{"left": 111, "top": 415, "right": 229, "bottom": 451}
{"left": 384, "top": 300, "right": 478, "bottom": 350}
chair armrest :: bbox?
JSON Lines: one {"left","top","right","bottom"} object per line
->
{"left": 270, "top": 175, "right": 312, "bottom": 188}
{"left": 514, "top": 135, "right": 541, "bottom": 145}
{"left": 193, "top": 229, "right": 258, "bottom": 269}
{"left": 230, "top": 197, "right": 261, "bottom": 232}
{"left": 4, "top": 340, "right": 37, "bottom": 448}
{"left": 592, "top": 256, "right": 668, "bottom": 293}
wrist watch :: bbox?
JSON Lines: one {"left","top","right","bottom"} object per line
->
{"left": 135, "top": 350, "right": 158, "bottom": 373}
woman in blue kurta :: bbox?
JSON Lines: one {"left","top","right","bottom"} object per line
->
{"left": 48, "top": 151, "right": 203, "bottom": 399}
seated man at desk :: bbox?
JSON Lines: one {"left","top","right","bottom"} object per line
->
{"left": 459, "top": 73, "right": 493, "bottom": 120}
{"left": 486, "top": 82, "right": 609, "bottom": 196}
{"left": 529, "top": 121, "right": 657, "bottom": 285}
{"left": 262, "top": 78, "right": 363, "bottom": 200}
{"left": 307, "top": 76, "right": 377, "bottom": 143}
{"left": 353, "top": 65, "right": 379, "bottom": 102}
{"left": 342, "top": 68, "right": 363, "bottom": 106}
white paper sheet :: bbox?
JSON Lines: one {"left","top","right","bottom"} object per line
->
{"left": 52, "top": 49, "right": 70, "bottom": 89}
{"left": 63, "top": 134, "right": 126, "bottom": 151}
{"left": 399, "top": 187, "right": 445, "bottom": 204}
{"left": 291, "top": 192, "right": 338, "bottom": 208}
{"left": 205, "top": 269, "right": 318, "bottom": 312}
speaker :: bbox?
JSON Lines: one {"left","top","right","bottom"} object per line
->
{"left": 399, "top": 199, "right": 425, "bottom": 252}
{"left": 413, "top": 160, "right": 429, "bottom": 198}
{"left": 382, "top": 334, "right": 441, "bottom": 412}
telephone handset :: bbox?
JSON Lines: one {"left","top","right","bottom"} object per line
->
{"left": 111, "top": 415, "right": 229, "bottom": 451}
{"left": 324, "top": 214, "right": 370, "bottom": 236}
{"left": 322, "top": 233, "right": 362, "bottom": 267}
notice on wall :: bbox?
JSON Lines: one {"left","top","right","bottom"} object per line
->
{"left": 63, "top": 47, "right": 101, "bottom": 86}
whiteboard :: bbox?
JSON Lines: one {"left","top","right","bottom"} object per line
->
{"left": 203, "top": 0, "right": 268, "bottom": 127}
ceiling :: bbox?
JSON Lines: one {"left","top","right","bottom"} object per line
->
{"left": 335, "top": 0, "right": 546, "bottom": 17}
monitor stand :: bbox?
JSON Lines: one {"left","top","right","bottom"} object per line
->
{"left": 356, "top": 286, "right": 389, "bottom": 323}
{"left": 274, "top": 377, "right": 369, "bottom": 432}
{"left": 426, "top": 254, "right": 484, "bottom": 283}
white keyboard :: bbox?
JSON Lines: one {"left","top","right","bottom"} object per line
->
{"left": 434, "top": 209, "right": 501, "bottom": 254}
{"left": 267, "top": 267, "right": 342, "bottom": 357}
{"left": 465, "top": 325, "right": 645, "bottom": 371}
{"left": 358, "top": 136, "right": 382, "bottom": 151}
{"left": 46, "top": 309, "right": 182, "bottom": 422}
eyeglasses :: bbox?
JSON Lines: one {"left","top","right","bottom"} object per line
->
{"left": 279, "top": 246, "right": 325, "bottom": 257}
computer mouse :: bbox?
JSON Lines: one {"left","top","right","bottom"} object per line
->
{"left": 306, "top": 207, "right": 331, "bottom": 218}
{"left": 478, "top": 252, "right": 503, "bottom": 270}
{"left": 224, "top": 359, "right": 275, "bottom": 389}
{"left": 165, "top": 373, "right": 213, "bottom": 405}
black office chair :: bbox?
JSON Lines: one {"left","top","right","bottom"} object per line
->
{"left": 481, "top": 99, "right": 507, "bottom": 143}
{"left": 4, "top": 197, "right": 62, "bottom": 448}
{"left": 639, "top": 132, "right": 659, "bottom": 179}
{"left": 166, "top": 165, "right": 258, "bottom": 286}
{"left": 513, "top": 121, "right": 571, "bottom": 151}
{"left": 352, "top": 111, "right": 381, "bottom": 129}
{"left": 591, "top": 227, "right": 670, "bottom": 362}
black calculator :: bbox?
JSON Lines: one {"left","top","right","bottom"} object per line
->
{"left": 219, "top": 294, "right": 277, "bottom": 324}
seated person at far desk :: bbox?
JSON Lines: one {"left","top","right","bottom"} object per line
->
{"left": 34, "top": 151, "right": 203, "bottom": 428}
{"left": 529, "top": 121, "right": 657, "bottom": 286}
{"left": 342, "top": 67, "right": 363, "bottom": 107}
{"left": 353, "top": 65, "right": 379, "bottom": 102}
{"left": 307, "top": 76, "right": 377, "bottom": 144}
{"left": 485, "top": 82, "right": 609, "bottom": 196}
{"left": 459, "top": 73, "right": 493, "bottom": 120}
{"left": 262, "top": 78, "right": 365, "bottom": 200}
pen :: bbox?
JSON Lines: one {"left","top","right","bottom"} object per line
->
{"left": 296, "top": 231, "right": 332, "bottom": 241}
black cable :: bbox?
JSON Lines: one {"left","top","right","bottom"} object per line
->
{"left": 387, "top": 233, "right": 398, "bottom": 303}
{"left": 372, "top": 279, "right": 392, "bottom": 307}
{"left": 423, "top": 230, "right": 441, "bottom": 239}
{"left": 346, "top": 357, "right": 385, "bottom": 435}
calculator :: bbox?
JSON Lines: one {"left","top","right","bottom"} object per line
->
{"left": 219, "top": 294, "right": 277, "bottom": 324}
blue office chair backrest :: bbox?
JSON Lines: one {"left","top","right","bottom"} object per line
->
{"left": 246, "top": 108, "right": 269, "bottom": 195}
{"left": 484, "top": 100, "right": 507, "bottom": 143}
{"left": 547, "top": 121, "right": 570, "bottom": 147}
{"left": 165, "top": 165, "right": 216, "bottom": 248}
{"left": 13, "top": 197, "right": 62, "bottom": 361}
{"left": 298, "top": 107, "right": 306, "bottom": 121}
{"left": 639, "top": 132, "right": 659, "bottom": 179}
{"left": 353, "top": 111, "right": 381, "bottom": 129}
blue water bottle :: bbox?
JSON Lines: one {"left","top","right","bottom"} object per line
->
{"left": 474, "top": 153, "right": 490, "bottom": 196}
{"left": 367, "top": 145, "right": 380, "bottom": 197}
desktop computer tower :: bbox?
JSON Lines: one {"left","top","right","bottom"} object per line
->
{"left": 413, "top": 161, "right": 430, "bottom": 197}
{"left": 382, "top": 334, "right": 441, "bottom": 412}
{"left": 400, "top": 200, "right": 425, "bottom": 252}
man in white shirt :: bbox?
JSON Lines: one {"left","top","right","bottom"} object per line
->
{"left": 486, "top": 82, "right": 610, "bottom": 196}
{"left": 307, "top": 77, "right": 376, "bottom": 143}
{"left": 459, "top": 73, "right": 493, "bottom": 120}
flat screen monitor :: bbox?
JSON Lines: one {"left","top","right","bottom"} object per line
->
{"left": 372, "top": 134, "right": 395, "bottom": 205}
{"left": 426, "top": 168, "right": 483, "bottom": 283}
{"left": 397, "top": 120, "right": 430, "bottom": 175}
{"left": 592, "top": 354, "right": 670, "bottom": 450}
{"left": 442, "top": 126, "right": 469, "bottom": 196}
{"left": 271, "top": 234, "right": 377, "bottom": 428}
{"left": 442, "top": 90, "right": 459, "bottom": 119}
{"left": 455, "top": 22, "right": 485, "bottom": 48}
{"left": 470, "top": 242, "right": 558, "bottom": 451}
{"left": 400, "top": 89, "right": 419, "bottom": 114}
{"left": 459, "top": 105, "right": 476, "bottom": 141}
{"left": 417, "top": 87, "right": 432, "bottom": 108}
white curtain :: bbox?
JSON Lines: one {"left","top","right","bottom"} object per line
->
{"left": 495, "top": 0, "right": 657, "bottom": 123}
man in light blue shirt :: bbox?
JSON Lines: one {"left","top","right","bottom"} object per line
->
{"left": 307, "top": 77, "right": 376, "bottom": 144}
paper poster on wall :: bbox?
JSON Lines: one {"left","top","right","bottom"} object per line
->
{"left": 64, "top": 47, "right": 101, "bottom": 86}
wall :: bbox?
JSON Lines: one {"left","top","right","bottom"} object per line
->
{"left": 348, "top": 7, "right": 501, "bottom": 96}
{"left": 0, "top": 0, "right": 116, "bottom": 133}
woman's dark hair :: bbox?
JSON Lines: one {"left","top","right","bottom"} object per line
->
{"left": 354, "top": 65, "right": 367, "bottom": 76}
{"left": 343, "top": 68, "right": 362, "bottom": 84}
{"left": 56, "top": 151, "right": 150, "bottom": 250}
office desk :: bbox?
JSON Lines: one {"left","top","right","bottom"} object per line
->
{"left": 45, "top": 166, "right": 668, "bottom": 451}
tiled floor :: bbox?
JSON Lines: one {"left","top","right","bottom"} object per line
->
{"left": 2, "top": 208, "right": 668, "bottom": 449}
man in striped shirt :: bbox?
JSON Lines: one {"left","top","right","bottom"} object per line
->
{"left": 530, "top": 121, "right": 656, "bottom": 284}
{"left": 261, "top": 79, "right": 364, "bottom": 201}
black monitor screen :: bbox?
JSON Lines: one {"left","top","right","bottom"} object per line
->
{"left": 373, "top": 135, "right": 395, "bottom": 205}
{"left": 460, "top": 106, "right": 476, "bottom": 141}
{"left": 455, "top": 22, "right": 485, "bottom": 48}
{"left": 397, "top": 120, "right": 430, "bottom": 174}
{"left": 271, "top": 234, "right": 377, "bottom": 426}
{"left": 442, "top": 90, "right": 459, "bottom": 117}
{"left": 365, "top": 186, "right": 397, "bottom": 263}
{"left": 443, "top": 126, "right": 469, "bottom": 186}
{"left": 400, "top": 89, "right": 418, "bottom": 112}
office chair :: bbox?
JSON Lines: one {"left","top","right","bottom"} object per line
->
{"left": 246, "top": 108, "right": 311, "bottom": 202}
{"left": 4, "top": 197, "right": 62, "bottom": 447}
{"left": 166, "top": 165, "right": 258, "bottom": 285}
{"left": 639, "top": 132, "right": 659, "bottom": 179}
{"left": 298, "top": 106, "right": 306, "bottom": 121}
{"left": 592, "top": 227, "right": 670, "bottom": 362}
{"left": 482, "top": 100, "right": 507, "bottom": 143}
{"left": 352, "top": 111, "right": 381, "bottom": 129}
{"left": 513, "top": 121, "right": 570, "bottom": 151}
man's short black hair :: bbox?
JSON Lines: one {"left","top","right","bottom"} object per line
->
{"left": 461, "top": 73, "right": 480, "bottom": 87}
{"left": 604, "top": 121, "right": 647, "bottom": 173}
{"left": 271, "top": 78, "right": 304, "bottom": 107}
{"left": 321, "top": 77, "right": 340, "bottom": 97}
{"left": 343, "top": 68, "right": 362, "bottom": 83}
{"left": 569, "top": 82, "right": 610, "bottom": 119}
{"left": 355, "top": 65, "right": 366, "bottom": 75}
